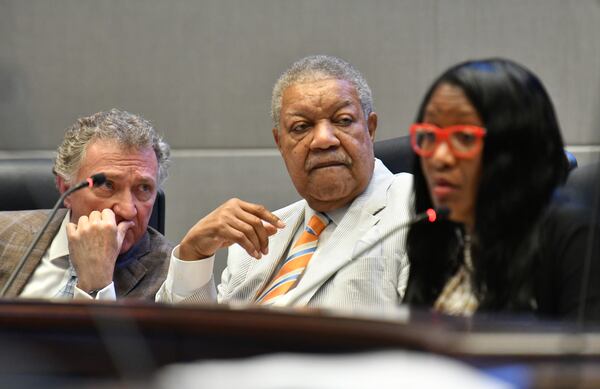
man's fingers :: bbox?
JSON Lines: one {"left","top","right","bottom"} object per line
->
{"left": 228, "top": 229, "right": 261, "bottom": 259}
{"left": 78, "top": 215, "right": 89, "bottom": 225}
{"left": 262, "top": 221, "right": 279, "bottom": 236}
{"left": 177, "top": 199, "right": 284, "bottom": 261}
{"left": 89, "top": 210, "right": 102, "bottom": 223}
{"left": 234, "top": 212, "right": 273, "bottom": 255}
{"left": 239, "top": 201, "right": 285, "bottom": 229}
{"left": 101, "top": 208, "right": 116, "bottom": 224}
{"left": 227, "top": 216, "right": 263, "bottom": 258}
{"left": 66, "top": 222, "right": 77, "bottom": 238}
{"left": 218, "top": 199, "right": 285, "bottom": 257}
{"left": 116, "top": 221, "right": 135, "bottom": 245}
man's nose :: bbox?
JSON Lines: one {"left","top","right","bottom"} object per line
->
{"left": 310, "top": 121, "right": 340, "bottom": 150}
{"left": 112, "top": 191, "right": 138, "bottom": 220}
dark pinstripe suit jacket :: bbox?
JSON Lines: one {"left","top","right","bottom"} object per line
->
{"left": 0, "top": 209, "right": 173, "bottom": 300}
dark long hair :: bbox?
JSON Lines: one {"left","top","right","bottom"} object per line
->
{"left": 404, "top": 59, "right": 569, "bottom": 312}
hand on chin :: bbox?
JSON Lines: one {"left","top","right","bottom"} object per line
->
{"left": 119, "top": 230, "right": 136, "bottom": 254}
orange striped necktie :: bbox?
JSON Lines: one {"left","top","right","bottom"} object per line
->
{"left": 257, "top": 212, "right": 331, "bottom": 305}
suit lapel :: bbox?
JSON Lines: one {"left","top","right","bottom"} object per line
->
{"left": 2, "top": 209, "right": 67, "bottom": 298}
{"left": 287, "top": 161, "right": 394, "bottom": 305}
{"left": 113, "top": 232, "right": 152, "bottom": 297}
{"left": 241, "top": 202, "right": 305, "bottom": 301}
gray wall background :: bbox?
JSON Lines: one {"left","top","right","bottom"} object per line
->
{"left": 1, "top": 0, "right": 599, "bottom": 279}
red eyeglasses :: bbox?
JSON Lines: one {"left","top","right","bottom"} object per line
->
{"left": 409, "top": 123, "right": 486, "bottom": 159}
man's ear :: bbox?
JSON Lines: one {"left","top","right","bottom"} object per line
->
{"left": 272, "top": 127, "right": 282, "bottom": 152}
{"left": 367, "top": 112, "right": 378, "bottom": 142}
{"left": 56, "top": 176, "right": 72, "bottom": 208}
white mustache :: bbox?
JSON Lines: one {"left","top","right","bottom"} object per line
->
{"left": 305, "top": 152, "right": 352, "bottom": 171}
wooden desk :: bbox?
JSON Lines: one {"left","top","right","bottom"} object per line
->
{"left": 0, "top": 300, "right": 598, "bottom": 386}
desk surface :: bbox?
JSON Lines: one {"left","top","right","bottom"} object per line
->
{"left": 0, "top": 300, "right": 599, "bottom": 386}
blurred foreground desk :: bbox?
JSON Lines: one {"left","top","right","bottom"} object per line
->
{"left": 0, "top": 300, "right": 598, "bottom": 387}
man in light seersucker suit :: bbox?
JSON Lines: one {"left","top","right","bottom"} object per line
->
{"left": 157, "top": 55, "right": 413, "bottom": 311}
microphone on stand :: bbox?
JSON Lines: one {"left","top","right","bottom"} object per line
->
{"left": 417, "top": 207, "right": 450, "bottom": 224}
{"left": 352, "top": 207, "right": 450, "bottom": 260}
{"left": 0, "top": 173, "right": 107, "bottom": 297}
{"left": 285, "top": 207, "right": 450, "bottom": 306}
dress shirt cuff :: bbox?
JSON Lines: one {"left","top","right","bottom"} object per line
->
{"left": 165, "top": 245, "right": 215, "bottom": 299}
{"left": 73, "top": 282, "right": 117, "bottom": 301}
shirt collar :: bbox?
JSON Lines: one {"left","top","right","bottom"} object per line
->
{"left": 47, "top": 211, "right": 71, "bottom": 260}
{"left": 304, "top": 203, "right": 349, "bottom": 228}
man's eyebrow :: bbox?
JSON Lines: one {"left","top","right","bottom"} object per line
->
{"left": 284, "top": 99, "right": 356, "bottom": 118}
{"left": 100, "top": 172, "right": 124, "bottom": 180}
{"left": 138, "top": 177, "right": 157, "bottom": 185}
{"left": 332, "top": 100, "right": 354, "bottom": 111}
{"left": 100, "top": 172, "right": 156, "bottom": 183}
{"left": 284, "top": 110, "right": 307, "bottom": 118}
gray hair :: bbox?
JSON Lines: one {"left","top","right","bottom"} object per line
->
{"left": 53, "top": 109, "right": 171, "bottom": 186}
{"left": 271, "top": 55, "right": 374, "bottom": 128}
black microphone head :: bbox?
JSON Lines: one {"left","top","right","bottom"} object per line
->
{"left": 435, "top": 207, "right": 451, "bottom": 221}
{"left": 90, "top": 173, "right": 107, "bottom": 187}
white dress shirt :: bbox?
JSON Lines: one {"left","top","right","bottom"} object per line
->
{"left": 19, "top": 211, "right": 116, "bottom": 301}
{"left": 160, "top": 204, "right": 348, "bottom": 305}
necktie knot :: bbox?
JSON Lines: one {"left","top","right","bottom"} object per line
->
{"left": 305, "top": 212, "right": 331, "bottom": 236}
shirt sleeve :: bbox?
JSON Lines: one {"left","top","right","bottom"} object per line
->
{"left": 73, "top": 282, "right": 116, "bottom": 301}
{"left": 155, "top": 245, "right": 216, "bottom": 303}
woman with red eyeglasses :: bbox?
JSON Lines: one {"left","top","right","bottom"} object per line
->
{"left": 403, "top": 58, "right": 600, "bottom": 320}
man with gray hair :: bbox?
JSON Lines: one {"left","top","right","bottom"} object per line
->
{"left": 158, "top": 55, "right": 412, "bottom": 310}
{"left": 0, "top": 109, "right": 173, "bottom": 300}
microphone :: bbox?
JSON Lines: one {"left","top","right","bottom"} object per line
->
{"left": 382, "top": 206, "right": 450, "bottom": 237}
{"left": 0, "top": 173, "right": 107, "bottom": 297}
{"left": 353, "top": 207, "right": 450, "bottom": 258}
{"left": 67, "top": 172, "right": 107, "bottom": 194}
{"left": 285, "top": 207, "right": 449, "bottom": 306}
{"left": 418, "top": 207, "right": 450, "bottom": 224}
